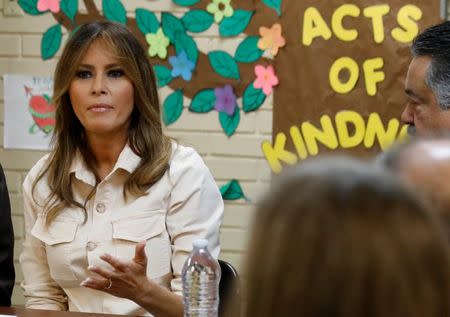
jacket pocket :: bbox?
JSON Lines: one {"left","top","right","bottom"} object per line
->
{"left": 112, "top": 211, "right": 166, "bottom": 242}
{"left": 111, "top": 211, "right": 171, "bottom": 279}
{"left": 31, "top": 217, "right": 78, "bottom": 283}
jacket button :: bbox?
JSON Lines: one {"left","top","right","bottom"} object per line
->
{"left": 86, "top": 241, "right": 97, "bottom": 251}
{"left": 96, "top": 202, "right": 106, "bottom": 214}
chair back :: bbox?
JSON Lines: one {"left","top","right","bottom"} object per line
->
{"left": 218, "top": 259, "right": 240, "bottom": 316}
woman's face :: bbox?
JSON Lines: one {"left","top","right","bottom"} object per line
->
{"left": 69, "top": 40, "right": 134, "bottom": 140}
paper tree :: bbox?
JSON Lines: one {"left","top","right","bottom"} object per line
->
{"left": 19, "top": 0, "right": 283, "bottom": 138}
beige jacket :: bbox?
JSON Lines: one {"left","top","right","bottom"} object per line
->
{"left": 20, "top": 143, "right": 223, "bottom": 316}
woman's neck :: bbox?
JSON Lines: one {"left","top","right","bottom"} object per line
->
{"left": 86, "top": 132, "right": 128, "bottom": 181}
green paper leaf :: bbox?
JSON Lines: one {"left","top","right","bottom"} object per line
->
{"left": 153, "top": 65, "right": 173, "bottom": 87}
{"left": 18, "top": 0, "right": 43, "bottom": 15}
{"left": 262, "top": 0, "right": 282, "bottom": 16}
{"left": 219, "top": 108, "right": 240, "bottom": 137}
{"left": 174, "top": 33, "right": 198, "bottom": 66}
{"left": 41, "top": 24, "right": 62, "bottom": 60}
{"left": 163, "top": 89, "right": 183, "bottom": 125}
{"left": 182, "top": 10, "right": 214, "bottom": 33}
{"left": 102, "top": 0, "right": 127, "bottom": 24}
{"left": 234, "top": 36, "right": 263, "bottom": 63}
{"left": 161, "top": 12, "right": 185, "bottom": 44}
{"left": 173, "top": 0, "right": 200, "bottom": 6}
{"left": 243, "top": 82, "right": 266, "bottom": 112}
{"left": 60, "top": 0, "right": 78, "bottom": 22}
{"left": 208, "top": 51, "right": 240, "bottom": 79}
{"left": 189, "top": 89, "right": 215, "bottom": 113}
{"left": 136, "top": 8, "right": 159, "bottom": 34}
{"left": 220, "top": 179, "right": 248, "bottom": 201}
{"left": 219, "top": 10, "right": 254, "bottom": 37}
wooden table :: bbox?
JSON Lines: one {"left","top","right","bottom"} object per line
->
{"left": 0, "top": 307, "right": 130, "bottom": 317}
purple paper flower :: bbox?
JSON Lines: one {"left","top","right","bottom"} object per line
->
{"left": 169, "top": 51, "right": 195, "bottom": 81}
{"left": 214, "top": 84, "right": 237, "bottom": 116}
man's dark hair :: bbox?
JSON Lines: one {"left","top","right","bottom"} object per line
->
{"left": 412, "top": 21, "right": 450, "bottom": 109}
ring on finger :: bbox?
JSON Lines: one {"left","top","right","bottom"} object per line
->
{"left": 105, "top": 279, "right": 112, "bottom": 290}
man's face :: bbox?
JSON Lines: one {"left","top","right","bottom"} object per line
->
{"left": 401, "top": 56, "right": 450, "bottom": 135}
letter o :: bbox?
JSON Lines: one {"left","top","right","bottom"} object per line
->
{"left": 329, "top": 57, "right": 359, "bottom": 94}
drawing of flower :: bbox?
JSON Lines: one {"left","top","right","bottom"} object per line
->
{"left": 169, "top": 51, "right": 195, "bottom": 81}
{"left": 257, "top": 23, "right": 286, "bottom": 56}
{"left": 207, "top": 0, "right": 234, "bottom": 24}
{"left": 37, "top": 0, "right": 60, "bottom": 13}
{"left": 214, "top": 84, "right": 237, "bottom": 116}
{"left": 254, "top": 65, "right": 279, "bottom": 95}
{"left": 146, "top": 28, "right": 170, "bottom": 59}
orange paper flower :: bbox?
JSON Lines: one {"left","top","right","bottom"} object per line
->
{"left": 257, "top": 23, "right": 286, "bottom": 56}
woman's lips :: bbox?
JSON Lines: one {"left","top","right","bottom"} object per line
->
{"left": 88, "top": 104, "right": 113, "bottom": 112}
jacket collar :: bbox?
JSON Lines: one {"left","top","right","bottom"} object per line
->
{"left": 69, "top": 143, "right": 141, "bottom": 186}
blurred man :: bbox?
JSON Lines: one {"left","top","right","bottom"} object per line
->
{"left": 379, "top": 137, "right": 450, "bottom": 236}
{"left": 0, "top": 163, "right": 15, "bottom": 306}
{"left": 401, "top": 21, "right": 450, "bottom": 136}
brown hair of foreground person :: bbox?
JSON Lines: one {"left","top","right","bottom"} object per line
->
{"left": 243, "top": 157, "right": 450, "bottom": 317}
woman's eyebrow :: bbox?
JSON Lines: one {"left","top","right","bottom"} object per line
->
{"left": 77, "top": 63, "right": 121, "bottom": 69}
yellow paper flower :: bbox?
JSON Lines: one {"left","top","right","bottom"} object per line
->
{"left": 207, "top": 0, "right": 234, "bottom": 24}
{"left": 258, "top": 23, "right": 286, "bottom": 56}
{"left": 146, "top": 28, "right": 170, "bottom": 59}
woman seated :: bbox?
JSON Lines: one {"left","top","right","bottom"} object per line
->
{"left": 19, "top": 21, "right": 223, "bottom": 317}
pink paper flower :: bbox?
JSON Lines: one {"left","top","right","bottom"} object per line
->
{"left": 37, "top": 0, "right": 60, "bottom": 13}
{"left": 257, "top": 23, "right": 286, "bottom": 56}
{"left": 254, "top": 65, "right": 279, "bottom": 95}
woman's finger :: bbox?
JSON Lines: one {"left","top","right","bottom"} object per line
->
{"left": 133, "top": 241, "right": 147, "bottom": 266}
{"left": 99, "top": 253, "right": 128, "bottom": 272}
{"left": 88, "top": 265, "right": 114, "bottom": 279}
{"left": 80, "top": 277, "right": 110, "bottom": 290}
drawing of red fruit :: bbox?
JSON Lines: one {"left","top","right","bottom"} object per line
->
{"left": 28, "top": 94, "right": 55, "bottom": 134}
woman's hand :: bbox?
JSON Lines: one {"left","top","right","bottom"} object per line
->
{"left": 81, "top": 240, "right": 184, "bottom": 317}
{"left": 81, "top": 240, "right": 151, "bottom": 302}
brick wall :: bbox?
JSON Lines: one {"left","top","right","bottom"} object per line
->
{"left": 0, "top": 0, "right": 272, "bottom": 306}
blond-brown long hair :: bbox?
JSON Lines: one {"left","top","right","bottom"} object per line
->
{"left": 244, "top": 157, "right": 450, "bottom": 317}
{"left": 33, "top": 21, "right": 172, "bottom": 224}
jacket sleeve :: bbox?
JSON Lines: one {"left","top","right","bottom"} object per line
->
{"left": 19, "top": 171, "right": 68, "bottom": 310}
{"left": 0, "top": 164, "right": 15, "bottom": 306}
{"left": 166, "top": 146, "right": 224, "bottom": 295}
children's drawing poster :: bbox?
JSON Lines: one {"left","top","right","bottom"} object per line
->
{"left": 4, "top": 74, "right": 55, "bottom": 150}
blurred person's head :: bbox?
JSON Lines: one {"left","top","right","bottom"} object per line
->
{"left": 380, "top": 136, "right": 450, "bottom": 237}
{"left": 244, "top": 157, "right": 450, "bottom": 317}
{"left": 401, "top": 21, "right": 450, "bottom": 135}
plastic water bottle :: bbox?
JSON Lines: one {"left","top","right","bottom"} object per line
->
{"left": 182, "top": 239, "right": 221, "bottom": 317}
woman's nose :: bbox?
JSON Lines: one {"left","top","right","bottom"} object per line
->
{"left": 91, "top": 76, "right": 107, "bottom": 95}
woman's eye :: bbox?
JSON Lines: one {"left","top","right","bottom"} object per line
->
{"left": 75, "top": 70, "right": 92, "bottom": 79}
{"left": 108, "top": 69, "right": 125, "bottom": 78}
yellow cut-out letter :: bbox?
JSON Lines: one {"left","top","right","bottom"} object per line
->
{"left": 397, "top": 124, "right": 409, "bottom": 143}
{"left": 302, "top": 7, "right": 332, "bottom": 46}
{"left": 290, "top": 126, "right": 309, "bottom": 160}
{"left": 363, "top": 5, "right": 390, "bottom": 44}
{"left": 332, "top": 4, "right": 361, "bottom": 42}
{"left": 329, "top": 57, "right": 359, "bottom": 94}
{"left": 262, "top": 132, "right": 298, "bottom": 173}
{"left": 392, "top": 5, "right": 422, "bottom": 43}
{"left": 364, "top": 113, "right": 400, "bottom": 150}
{"left": 363, "top": 57, "right": 385, "bottom": 96}
{"left": 301, "top": 115, "right": 339, "bottom": 155}
{"left": 335, "top": 110, "right": 365, "bottom": 148}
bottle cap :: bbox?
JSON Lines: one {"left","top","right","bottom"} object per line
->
{"left": 193, "top": 239, "right": 208, "bottom": 249}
